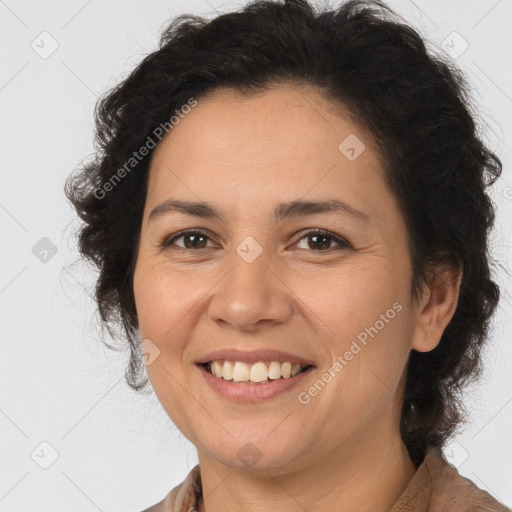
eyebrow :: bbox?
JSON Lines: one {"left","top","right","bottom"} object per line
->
{"left": 148, "top": 198, "right": 370, "bottom": 225}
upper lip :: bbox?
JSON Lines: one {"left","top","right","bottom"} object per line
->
{"left": 196, "top": 348, "right": 316, "bottom": 367}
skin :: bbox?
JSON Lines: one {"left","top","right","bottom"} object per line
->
{"left": 133, "top": 84, "right": 462, "bottom": 512}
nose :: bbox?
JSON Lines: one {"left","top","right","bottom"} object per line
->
{"left": 207, "top": 247, "right": 294, "bottom": 331}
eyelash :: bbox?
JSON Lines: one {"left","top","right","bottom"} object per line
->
{"left": 158, "top": 228, "right": 352, "bottom": 253}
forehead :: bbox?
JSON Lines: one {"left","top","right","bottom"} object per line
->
{"left": 146, "top": 85, "right": 393, "bottom": 224}
{"left": 152, "top": 84, "right": 375, "bottom": 164}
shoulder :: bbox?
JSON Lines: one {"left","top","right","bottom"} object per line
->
{"left": 140, "top": 465, "right": 202, "bottom": 512}
{"left": 139, "top": 487, "right": 178, "bottom": 512}
{"left": 424, "top": 447, "right": 510, "bottom": 512}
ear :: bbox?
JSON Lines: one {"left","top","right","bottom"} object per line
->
{"left": 410, "top": 259, "right": 463, "bottom": 353}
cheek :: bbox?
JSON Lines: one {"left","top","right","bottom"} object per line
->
{"left": 133, "top": 261, "right": 215, "bottom": 401}
{"left": 303, "top": 260, "right": 406, "bottom": 339}
{"left": 134, "top": 261, "right": 201, "bottom": 338}
{"left": 304, "top": 261, "right": 412, "bottom": 403}
{"left": 133, "top": 265, "right": 200, "bottom": 426}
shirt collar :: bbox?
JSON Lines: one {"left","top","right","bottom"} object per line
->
{"left": 163, "top": 448, "right": 446, "bottom": 512}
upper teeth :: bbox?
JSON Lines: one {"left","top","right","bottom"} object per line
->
{"left": 208, "top": 360, "right": 306, "bottom": 382}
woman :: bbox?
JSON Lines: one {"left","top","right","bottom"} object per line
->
{"left": 64, "top": 0, "right": 510, "bottom": 510}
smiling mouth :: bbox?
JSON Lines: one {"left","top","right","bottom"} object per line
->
{"left": 201, "top": 360, "right": 314, "bottom": 384}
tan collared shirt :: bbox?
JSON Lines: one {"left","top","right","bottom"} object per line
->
{"left": 141, "top": 447, "right": 510, "bottom": 511}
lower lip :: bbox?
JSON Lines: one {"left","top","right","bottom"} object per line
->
{"left": 196, "top": 363, "right": 315, "bottom": 403}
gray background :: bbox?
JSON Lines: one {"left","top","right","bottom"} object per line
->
{"left": 0, "top": 0, "right": 511, "bottom": 510}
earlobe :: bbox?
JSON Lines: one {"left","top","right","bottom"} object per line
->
{"left": 410, "top": 261, "right": 463, "bottom": 353}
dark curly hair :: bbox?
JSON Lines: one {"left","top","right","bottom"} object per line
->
{"left": 64, "top": 0, "right": 502, "bottom": 467}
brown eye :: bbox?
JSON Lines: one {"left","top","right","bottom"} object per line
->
{"left": 159, "top": 228, "right": 350, "bottom": 253}
{"left": 295, "top": 229, "right": 351, "bottom": 251}
{"left": 160, "top": 230, "right": 215, "bottom": 250}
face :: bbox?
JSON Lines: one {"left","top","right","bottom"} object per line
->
{"left": 133, "top": 85, "right": 424, "bottom": 474}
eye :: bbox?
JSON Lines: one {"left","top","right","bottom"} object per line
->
{"left": 294, "top": 229, "right": 351, "bottom": 252}
{"left": 159, "top": 229, "right": 216, "bottom": 250}
{"left": 158, "top": 228, "right": 351, "bottom": 252}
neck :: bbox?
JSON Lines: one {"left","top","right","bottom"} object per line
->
{"left": 196, "top": 427, "right": 418, "bottom": 512}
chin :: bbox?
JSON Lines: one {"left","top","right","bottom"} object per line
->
{"left": 197, "top": 430, "right": 310, "bottom": 473}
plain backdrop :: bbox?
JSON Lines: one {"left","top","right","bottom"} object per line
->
{"left": 0, "top": 0, "right": 511, "bottom": 510}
